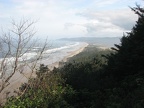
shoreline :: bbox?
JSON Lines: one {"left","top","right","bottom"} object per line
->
{"left": 0, "top": 42, "right": 88, "bottom": 104}
{"left": 48, "top": 42, "right": 88, "bottom": 70}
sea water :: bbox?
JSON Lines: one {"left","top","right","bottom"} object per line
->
{"left": 37, "top": 40, "right": 83, "bottom": 65}
{"left": 0, "top": 37, "right": 120, "bottom": 62}
{"left": 0, "top": 40, "right": 82, "bottom": 61}
{"left": 0, "top": 37, "right": 120, "bottom": 76}
{"left": 0, "top": 40, "right": 85, "bottom": 76}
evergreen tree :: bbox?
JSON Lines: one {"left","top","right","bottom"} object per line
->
{"left": 107, "top": 4, "right": 144, "bottom": 79}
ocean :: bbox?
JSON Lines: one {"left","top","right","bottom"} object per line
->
{"left": 0, "top": 40, "right": 83, "bottom": 62}
{"left": 0, "top": 37, "right": 120, "bottom": 76}
{"left": 0, "top": 39, "right": 86, "bottom": 75}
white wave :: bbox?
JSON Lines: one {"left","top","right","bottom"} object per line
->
{"left": 31, "top": 47, "right": 42, "bottom": 51}
{"left": 44, "top": 42, "right": 80, "bottom": 54}
{"left": 0, "top": 42, "right": 80, "bottom": 64}
{"left": 18, "top": 52, "right": 37, "bottom": 61}
{"left": 0, "top": 52, "right": 37, "bottom": 64}
{"left": 0, "top": 52, "right": 37, "bottom": 77}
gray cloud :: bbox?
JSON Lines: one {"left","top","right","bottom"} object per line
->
{"left": 64, "top": 23, "right": 75, "bottom": 30}
{"left": 84, "top": 23, "right": 110, "bottom": 33}
{"left": 111, "top": 16, "right": 136, "bottom": 30}
{"left": 0, "top": 0, "right": 140, "bottom": 38}
{"left": 83, "top": 22, "right": 124, "bottom": 37}
{"left": 76, "top": 8, "right": 138, "bottom": 37}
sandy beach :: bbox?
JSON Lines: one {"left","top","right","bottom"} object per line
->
{"left": 47, "top": 42, "right": 88, "bottom": 70}
{"left": 0, "top": 42, "right": 88, "bottom": 104}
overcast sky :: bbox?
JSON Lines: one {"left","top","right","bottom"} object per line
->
{"left": 0, "top": 0, "right": 143, "bottom": 39}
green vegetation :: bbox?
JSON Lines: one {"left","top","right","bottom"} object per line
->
{"left": 4, "top": 4, "right": 144, "bottom": 108}
{"left": 4, "top": 64, "right": 75, "bottom": 108}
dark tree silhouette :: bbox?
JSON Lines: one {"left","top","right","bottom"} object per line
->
{"left": 107, "top": 4, "right": 144, "bottom": 79}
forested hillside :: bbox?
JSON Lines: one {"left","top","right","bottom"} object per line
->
{"left": 4, "top": 4, "right": 144, "bottom": 108}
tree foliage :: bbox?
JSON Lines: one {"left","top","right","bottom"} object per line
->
{"left": 4, "top": 64, "right": 75, "bottom": 108}
{"left": 106, "top": 4, "right": 144, "bottom": 79}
